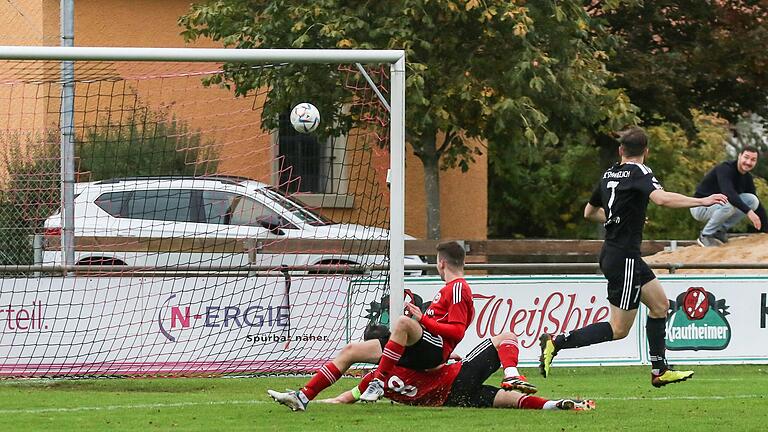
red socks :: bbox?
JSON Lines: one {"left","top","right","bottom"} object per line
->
{"left": 518, "top": 395, "right": 548, "bottom": 410}
{"left": 300, "top": 362, "right": 341, "bottom": 400}
{"left": 498, "top": 338, "right": 520, "bottom": 368}
{"left": 373, "top": 340, "right": 405, "bottom": 382}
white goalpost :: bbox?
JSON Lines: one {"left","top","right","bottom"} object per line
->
{"left": 0, "top": 46, "right": 405, "bottom": 377}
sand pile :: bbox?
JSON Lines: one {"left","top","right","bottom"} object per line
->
{"left": 645, "top": 233, "right": 768, "bottom": 274}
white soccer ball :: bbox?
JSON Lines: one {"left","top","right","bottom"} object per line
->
{"left": 290, "top": 102, "right": 320, "bottom": 134}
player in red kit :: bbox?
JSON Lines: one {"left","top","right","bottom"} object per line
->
{"left": 267, "top": 241, "right": 504, "bottom": 411}
{"left": 269, "top": 327, "right": 539, "bottom": 412}
{"left": 314, "top": 332, "right": 594, "bottom": 411}
{"left": 358, "top": 241, "right": 478, "bottom": 402}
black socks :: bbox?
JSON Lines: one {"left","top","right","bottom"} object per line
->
{"left": 646, "top": 316, "right": 668, "bottom": 371}
{"left": 553, "top": 322, "right": 614, "bottom": 350}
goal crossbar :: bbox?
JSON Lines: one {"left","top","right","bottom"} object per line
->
{"left": 0, "top": 46, "right": 404, "bottom": 64}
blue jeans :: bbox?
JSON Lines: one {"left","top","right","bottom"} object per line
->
{"left": 690, "top": 193, "right": 759, "bottom": 236}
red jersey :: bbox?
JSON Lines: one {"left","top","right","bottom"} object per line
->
{"left": 420, "top": 278, "right": 474, "bottom": 360}
{"left": 359, "top": 362, "right": 462, "bottom": 407}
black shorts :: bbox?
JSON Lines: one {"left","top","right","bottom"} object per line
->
{"left": 377, "top": 327, "right": 444, "bottom": 370}
{"left": 443, "top": 339, "right": 501, "bottom": 408}
{"left": 599, "top": 248, "right": 656, "bottom": 310}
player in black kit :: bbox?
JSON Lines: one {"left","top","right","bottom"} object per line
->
{"left": 538, "top": 127, "right": 728, "bottom": 387}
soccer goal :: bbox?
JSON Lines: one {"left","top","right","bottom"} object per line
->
{"left": 0, "top": 46, "right": 406, "bottom": 377}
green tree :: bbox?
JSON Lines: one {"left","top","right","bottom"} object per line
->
{"left": 489, "top": 112, "right": 766, "bottom": 240}
{"left": 491, "top": 1, "right": 768, "bottom": 240}
{"left": 76, "top": 109, "right": 218, "bottom": 180}
{"left": 488, "top": 135, "right": 605, "bottom": 239}
{"left": 179, "top": 0, "right": 635, "bottom": 239}
{"left": 602, "top": 0, "right": 768, "bottom": 133}
{"left": 0, "top": 133, "right": 59, "bottom": 266}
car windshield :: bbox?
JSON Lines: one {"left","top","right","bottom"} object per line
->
{"left": 260, "top": 187, "right": 335, "bottom": 226}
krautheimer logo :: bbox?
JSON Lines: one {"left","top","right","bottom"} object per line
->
{"left": 666, "top": 287, "right": 731, "bottom": 351}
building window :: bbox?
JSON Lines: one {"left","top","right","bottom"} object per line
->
{"left": 277, "top": 112, "right": 347, "bottom": 195}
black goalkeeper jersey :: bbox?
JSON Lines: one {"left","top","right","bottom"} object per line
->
{"left": 589, "top": 162, "right": 663, "bottom": 254}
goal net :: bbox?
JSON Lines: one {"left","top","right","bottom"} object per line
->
{"left": 0, "top": 47, "right": 406, "bottom": 377}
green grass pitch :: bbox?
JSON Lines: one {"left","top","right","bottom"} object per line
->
{"left": 1, "top": 365, "right": 766, "bottom": 431}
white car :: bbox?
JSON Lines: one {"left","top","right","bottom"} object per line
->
{"left": 42, "top": 176, "right": 424, "bottom": 274}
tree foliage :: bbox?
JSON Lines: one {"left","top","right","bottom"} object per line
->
{"left": 492, "top": 1, "right": 768, "bottom": 239}
{"left": 0, "top": 134, "right": 59, "bottom": 266}
{"left": 492, "top": 111, "right": 760, "bottom": 240}
{"left": 76, "top": 109, "right": 218, "bottom": 181}
{"left": 601, "top": 0, "right": 768, "bottom": 132}
{"left": 179, "top": 1, "right": 768, "bottom": 241}
{"left": 179, "top": 0, "right": 636, "bottom": 239}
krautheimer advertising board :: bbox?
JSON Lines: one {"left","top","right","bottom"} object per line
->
{"left": 403, "top": 275, "right": 768, "bottom": 366}
{"left": 0, "top": 275, "right": 766, "bottom": 376}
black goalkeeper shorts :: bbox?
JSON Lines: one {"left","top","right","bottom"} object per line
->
{"left": 443, "top": 339, "right": 501, "bottom": 408}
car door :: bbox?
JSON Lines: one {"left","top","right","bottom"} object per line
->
{"left": 109, "top": 188, "right": 197, "bottom": 266}
{"left": 199, "top": 190, "right": 292, "bottom": 270}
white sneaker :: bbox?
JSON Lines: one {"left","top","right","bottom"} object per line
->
{"left": 268, "top": 389, "right": 307, "bottom": 412}
{"left": 556, "top": 399, "right": 596, "bottom": 411}
{"left": 359, "top": 378, "right": 385, "bottom": 402}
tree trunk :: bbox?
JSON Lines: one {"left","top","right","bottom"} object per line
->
{"left": 415, "top": 134, "right": 441, "bottom": 240}
{"left": 423, "top": 154, "right": 441, "bottom": 240}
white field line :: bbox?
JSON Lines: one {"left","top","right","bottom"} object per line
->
{"left": 600, "top": 394, "right": 764, "bottom": 401}
{"left": 0, "top": 394, "right": 765, "bottom": 415}
{"left": 691, "top": 378, "right": 750, "bottom": 381}
{"left": 0, "top": 399, "right": 268, "bottom": 415}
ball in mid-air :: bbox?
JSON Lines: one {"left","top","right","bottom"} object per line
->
{"left": 290, "top": 102, "right": 320, "bottom": 134}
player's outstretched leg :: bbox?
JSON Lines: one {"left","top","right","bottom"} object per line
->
{"left": 651, "top": 368, "right": 694, "bottom": 387}
{"left": 555, "top": 399, "right": 596, "bottom": 411}
{"left": 268, "top": 389, "right": 308, "bottom": 412}
{"left": 512, "top": 393, "right": 596, "bottom": 411}
{"left": 538, "top": 334, "right": 557, "bottom": 378}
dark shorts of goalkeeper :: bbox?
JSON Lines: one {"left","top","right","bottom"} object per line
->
{"left": 443, "top": 338, "right": 501, "bottom": 408}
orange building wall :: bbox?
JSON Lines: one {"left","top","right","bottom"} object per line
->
{"left": 31, "top": 0, "right": 488, "bottom": 241}
{"left": 404, "top": 141, "right": 487, "bottom": 240}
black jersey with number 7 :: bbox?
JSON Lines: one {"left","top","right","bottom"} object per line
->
{"left": 588, "top": 162, "right": 663, "bottom": 254}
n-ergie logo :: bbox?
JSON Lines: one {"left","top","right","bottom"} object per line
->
{"left": 158, "top": 293, "right": 288, "bottom": 342}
